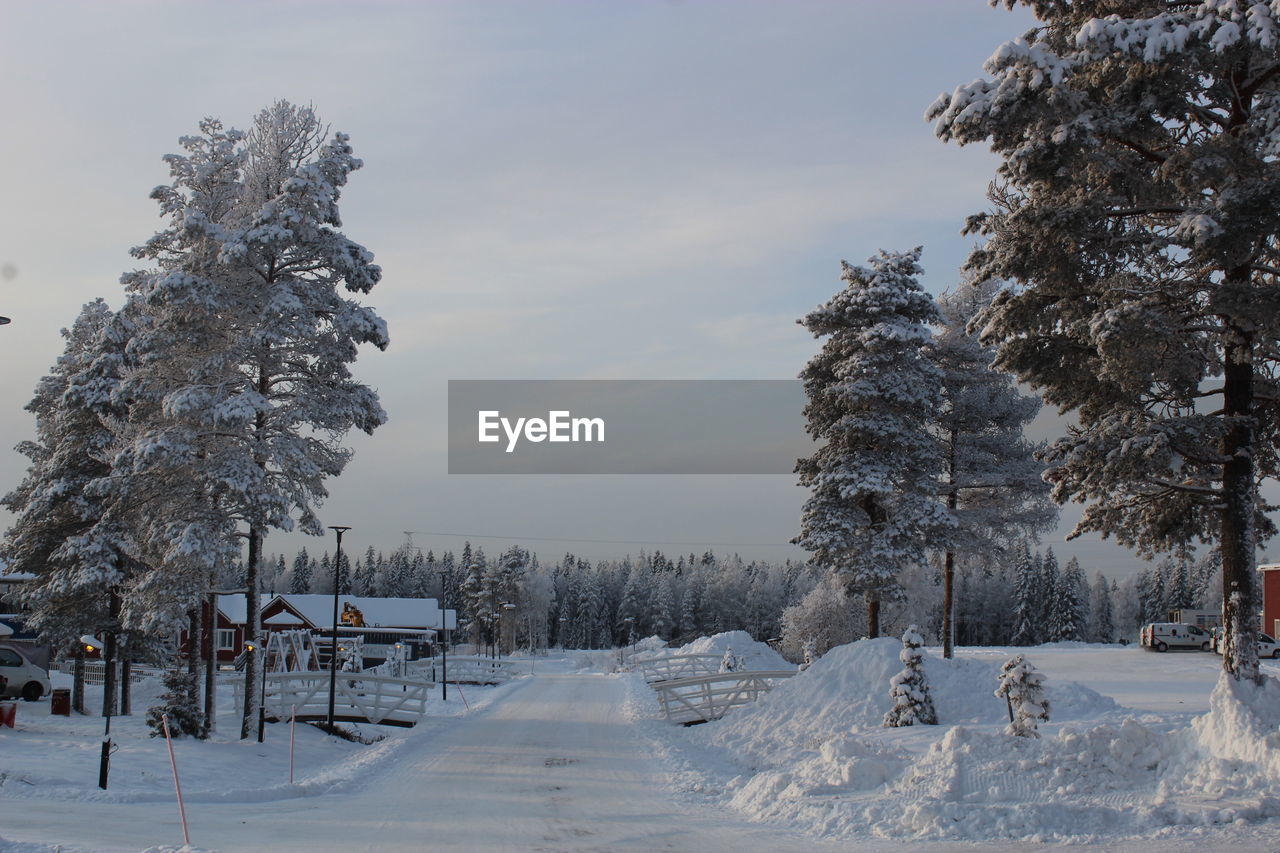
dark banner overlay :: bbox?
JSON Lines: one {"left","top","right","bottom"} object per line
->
{"left": 448, "top": 380, "right": 814, "bottom": 474}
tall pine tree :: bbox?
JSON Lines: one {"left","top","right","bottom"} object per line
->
{"left": 795, "top": 248, "right": 951, "bottom": 636}
{"left": 931, "top": 0, "right": 1280, "bottom": 683}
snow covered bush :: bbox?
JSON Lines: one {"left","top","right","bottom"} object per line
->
{"left": 779, "top": 575, "right": 861, "bottom": 661}
{"left": 883, "top": 625, "right": 937, "bottom": 727}
{"left": 720, "top": 646, "right": 742, "bottom": 673}
{"left": 994, "top": 654, "right": 1049, "bottom": 738}
{"left": 146, "top": 667, "right": 204, "bottom": 739}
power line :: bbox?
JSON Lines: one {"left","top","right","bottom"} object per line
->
{"left": 408, "top": 530, "right": 800, "bottom": 550}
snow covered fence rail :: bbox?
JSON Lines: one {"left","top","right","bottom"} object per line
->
{"left": 651, "top": 670, "right": 796, "bottom": 725}
{"left": 54, "top": 661, "right": 161, "bottom": 685}
{"left": 409, "top": 655, "right": 519, "bottom": 685}
{"left": 231, "top": 671, "right": 430, "bottom": 727}
{"left": 640, "top": 653, "right": 723, "bottom": 684}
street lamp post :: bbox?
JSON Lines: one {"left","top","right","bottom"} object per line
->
{"left": 80, "top": 635, "right": 110, "bottom": 789}
{"left": 436, "top": 570, "right": 448, "bottom": 701}
{"left": 246, "top": 638, "right": 269, "bottom": 743}
{"left": 327, "top": 526, "right": 351, "bottom": 730}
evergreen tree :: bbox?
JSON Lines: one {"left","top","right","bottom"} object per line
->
{"left": 931, "top": 0, "right": 1280, "bottom": 683}
{"left": 615, "top": 567, "right": 646, "bottom": 642}
{"left": 884, "top": 625, "right": 938, "bottom": 727}
{"left": 930, "top": 275, "right": 1056, "bottom": 657}
{"left": 353, "top": 547, "right": 377, "bottom": 596}
{"left": 1053, "top": 557, "right": 1087, "bottom": 642}
{"left": 1010, "top": 545, "right": 1037, "bottom": 646}
{"left": 317, "top": 552, "right": 333, "bottom": 595}
{"left": 794, "top": 248, "right": 951, "bottom": 636}
{"left": 3, "top": 302, "right": 126, "bottom": 653}
{"left": 1039, "top": 548, "right": 1060, "bottom": 641}
{"left": 146, "top": 667, "right": 204, "bottom": 739}
{"left": 995, "top": 655, "right": 1050, "bottom": 738}
{"left": 650, "top": 575, "right": 675, "bottom": 640}
{"left": 335, "top": 550, "right": 352, "bottom": 595}
{"left": 1089, "top": 571, "right": 1115, "bottom": 644}
{"left": 120, "top": 102, "right": 388, "bottom": 736}
{"left": 290, "top": 548, "right": 312, "bottom": 594}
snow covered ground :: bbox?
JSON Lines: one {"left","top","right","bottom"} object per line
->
{"left": 626, "top": 637, "right": 1280, "bottom": 849}
{"left": 1, "top": 643, "right": 1279, "bottom": 851}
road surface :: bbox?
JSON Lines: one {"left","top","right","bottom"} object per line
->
{"left": 0, "top": 672, "right": 864, "bottom": 853}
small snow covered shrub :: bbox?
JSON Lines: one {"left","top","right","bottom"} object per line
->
{"left": 994, "top": 654, "right": 1049, "bottom": 738}
{"left": 883, "top": 625, "right": 937, "bottom": 727}
{"left": 799, "top": 639, "right": 817, "bottom": 671}
{"left": 720, "top": 646, "right": 742, "bottom": 673}
{"left": 146, "top": 667, "right": 204, "bottom": 739}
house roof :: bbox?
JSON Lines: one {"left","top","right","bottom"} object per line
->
{"left": 282, "top": 595, "right": 447, "bottom": 629}
{"left": 218, "top": 593, "right": 455, "bottom": 630}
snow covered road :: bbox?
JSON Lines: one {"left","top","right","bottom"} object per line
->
{"left": 0, "top": 672, "right": 855, "bottom": 853}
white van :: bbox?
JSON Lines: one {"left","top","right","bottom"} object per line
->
{"left": 0, "top": 643, "right": 50, "bottom": 701}
{"left": 1140, "top": 622, "right": 1212, "bottom": 652}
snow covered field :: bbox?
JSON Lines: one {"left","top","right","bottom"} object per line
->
{"left": 1, "top": 642, "right": 1279, "bottom": 851}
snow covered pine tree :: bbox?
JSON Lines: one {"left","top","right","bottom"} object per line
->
{"left": 995, "top": 654, "right": 1050, "bottom": 738}
{"left": 146, "top": 667, "right": 203, "bottom": 738}
{"left": 930, "top": 1, "right": 1280, "bottom": 684}
{"left": 930, "top": 275, "right": 1056, "bottom": 657}
{"left": 121, "top": 102, "right": 388, "bottom": 737}
{"left": 884, "top": 625, "right": 938, "bottom": 727}
{"left": 795, "top": 248, "right": 952, "bottom": 637}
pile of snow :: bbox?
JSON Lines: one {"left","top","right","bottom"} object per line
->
{"left": 683, "top": 638, "right": 1257, "bottom": 841}
{"left": 703, "top": 638, "right": 1119, "bottom": 767}
{"left": 675, "top": 631, "right": 790, "bottom": 672}
{"left": 1159, "top": 673, "right": 1280, "bottom": 819}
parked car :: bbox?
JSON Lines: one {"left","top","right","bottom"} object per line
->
{"left": 1212, "top": 631, "right": 1280, "bottom": 658}
{"left": 1140, "top": 622, "right": 1212, "bottom": 652}
{"left": 0, "top": 643, "right": 50, "bottom": 701}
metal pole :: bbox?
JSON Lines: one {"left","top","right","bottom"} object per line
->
{"left": 436, "top": 570, "right": 448, "bottom": 701}
{"left": 327, "top": 526, "right": 350, "bottom": 730}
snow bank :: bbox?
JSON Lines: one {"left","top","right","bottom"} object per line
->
{"left": 679, "top": 638, "right": 1257, "bottom": 842}
{"left": 675, "top": 631, "right": 790, "bottom": 671}
{"left": 674, "top": 642, "right": 1280, "bottom": 841}
{"left": 0, "top": 837, "right": 67, "bottom": 853}
{"left": 1157, "top": 673, "right": 1280, "bottom": 821}
{"left": 703, "top": 638, "right": 1119, "bottom": 767}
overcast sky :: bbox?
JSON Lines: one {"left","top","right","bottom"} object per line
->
{"left": 0, "top": 0, "right": 1199, "bottom": 577}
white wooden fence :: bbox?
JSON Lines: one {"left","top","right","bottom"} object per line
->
{"left": 640, "top": 653, "right": 723, "bottom": 684}
{"left": 650, "top": 670, "right": 796, "bottom": 725}
{"left": 54, "top": 661, "right": 161, "bottom": 685}
{"left": 412, "top": 656, "right": 518, "bottom": 685}
{"left": 232, "top": 671, "right": 430, "bottom": 727}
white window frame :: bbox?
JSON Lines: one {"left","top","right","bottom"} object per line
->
{"left": 216, "top": 629, "right": 236, "bottom": 651}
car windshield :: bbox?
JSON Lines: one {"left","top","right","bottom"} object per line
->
{"left": 1261, "top": 634, "right": 1275, "bottom": 644}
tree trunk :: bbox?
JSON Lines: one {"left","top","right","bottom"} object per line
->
{"left": 102, "top": 589, "right": 119, "bottom": 718}
{"left": 120, "top": 654, "right": 131, "bottom": 716}
{"left": 943, "top": 550, "right": 956, "bottom": 659}
{"left": 1220, "top": 326, "right": 1261, "bottom": 683}
{"left": 72, "top": 647, "right": 85, "bottom": 715}
{"left": 867, "top": 595, "right": 880, "bottom": 638}
{"left": 204, "top": 593, "right": 216, "bottom": 736}
{"left": 943, "top": 427, "right": 958, "bottom": 659}
{"left": 240, "top": 524, "right": 262, "bottom": 739}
